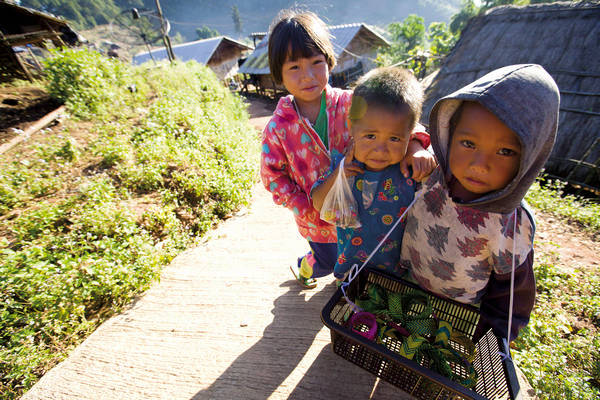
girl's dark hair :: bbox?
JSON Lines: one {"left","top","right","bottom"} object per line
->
{"left": 349, "top": 67, "right": 424, "bottom": 130}
{"left": 268, "top": 10, "right": 336, "bottom": 84}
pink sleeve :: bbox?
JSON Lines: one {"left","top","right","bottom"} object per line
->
{"left": 260, "top": 123, "right": 311, "bottom": 217}
{"left": 411, "top": 122, "right": 431, "bottom": 149}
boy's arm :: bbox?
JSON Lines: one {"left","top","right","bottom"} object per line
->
{"left": 311, "top": 143, "right": 363, "bottom": 212}
{"left": 311, "top": 168, "right": 339, "bottom": 212}
{"left": 261, "top": 129, "right": 311, "bottom": 216}
{"left": 474, "top": 250, "right": 536, "bottom": 342}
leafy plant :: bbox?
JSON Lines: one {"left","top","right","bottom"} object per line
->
{"left": 1, "top": 51, "right": 259, "bottom": 399}
{"left": 43, "top": 48, "right": 146, "bottom": 119}
{"left": 513, "top": 259, "right": 600, "bottom": 399}
{"left": 525, "top": 177, "right": 600, "bottom": 235}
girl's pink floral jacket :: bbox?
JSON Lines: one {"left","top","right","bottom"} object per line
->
{"left": 261, "top": 85, "right": 352, "bottom": 243}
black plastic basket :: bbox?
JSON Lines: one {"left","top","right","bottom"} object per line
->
{"left": 321, "top": 267, "right": 520, "bottom": 400}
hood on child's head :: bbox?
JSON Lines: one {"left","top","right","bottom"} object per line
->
{"left": 429, "top": 64, "right": 559, "bottom": 214}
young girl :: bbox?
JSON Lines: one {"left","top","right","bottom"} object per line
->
{"left": 311, "top": 67, "right": 425, "bottom": 280}
{"left": 400, "top": 64, "right": 559, "bottom": 341}
{"left": 261, "top": 10, "right": 434, "bottom": 288}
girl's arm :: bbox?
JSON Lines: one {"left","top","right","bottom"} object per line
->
{"left": 473, "top": 250, "right": 536, "bottom": 342}
{"left": 261, "top": 130, "right": 312, "bottom": 216}
{"left": 401, "top": 140, "right": 437, "bottom": 181}
{"left": 401, "top": 123, "right": 437, "bottom": 181}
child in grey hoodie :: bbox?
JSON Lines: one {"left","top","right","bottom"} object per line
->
{"left": 400, "top": 64, "right": 559, "bottom": 341}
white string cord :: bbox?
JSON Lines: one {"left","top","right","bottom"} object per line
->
{"left": 506, "top": 208, "right": 518, "bottom": 349}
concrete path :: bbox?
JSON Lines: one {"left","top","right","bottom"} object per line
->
{"left": 23, "top": 184, "right": 412, "bottom": 400}
{"left": 22, "top": 99, "right": 410, "bottom": 399}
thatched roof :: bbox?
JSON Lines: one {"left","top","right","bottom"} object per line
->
{"left": 238, "top": 23, "right": 389, "bottom": 75}
{"left": 423, "top": 1, "right": 600, "bottom": 191}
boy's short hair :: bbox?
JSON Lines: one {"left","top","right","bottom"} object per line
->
{"left": 349, "top": 67, "right": 424, "bottom": 130}
{"left": 268, "top": 10, "right": 336, "bottom": 84}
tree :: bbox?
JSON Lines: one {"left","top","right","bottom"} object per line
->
{"left": 376, "top": 14, "right": 426, "bottom": 70}
{"left": 231, "top": 5, "right": 242, "bottom": 34}
{"left": 449, "top": 0, "right": 479, "bottom": 34}
{"left": 480, "top": 0, "right": 534, "bottom": 12}
{"left": 428, "top": 22, "right": 456, "bottom": 57}
{"left": 427, "top": 22, "right": 457, "bottom": 71}
{"left": 20, "top": 0, "right": 120, "bottom": 29}
{"left": 196, "top": 25, "right": 219, "bottom": 40}
{"left": 389, "top": 14, "right": 426, "bottom": 51}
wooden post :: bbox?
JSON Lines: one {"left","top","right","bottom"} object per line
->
{"left": 154, "top": 0, "right": 175, "bottom": 62}
{"left": 0, "top": 32, "right": 33, "bottom": 81}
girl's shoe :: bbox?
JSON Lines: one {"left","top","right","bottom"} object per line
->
{"left": 289, "top": 265, "right": 317, "bottom": 289}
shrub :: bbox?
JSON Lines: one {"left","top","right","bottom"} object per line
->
{"left": 43, "top": 48, "right": 146, "bottom": 119}
{"left": 2, "top": 54, "right": 259, "bottom": 399}
{"left": 526, "top": 178, "right": 600, "bottom": 235}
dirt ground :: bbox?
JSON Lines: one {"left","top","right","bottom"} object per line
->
{"left": 0, "top": 85, "right": 62, "bottom": 146}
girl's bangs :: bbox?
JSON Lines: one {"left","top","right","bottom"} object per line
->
{"left": 285, "top": 28, "right": 322, "bottom": 61}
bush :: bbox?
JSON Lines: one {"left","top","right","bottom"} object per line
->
{"left": 525, "top": 178, "right": 600, "bottom": 235}
{"left": 43, "top": 48, "right": 146, "bottom": 119}
{"left": 2, "top": 54, "right": 259, "bottom": 398}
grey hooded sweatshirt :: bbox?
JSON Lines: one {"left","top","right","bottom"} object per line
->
{"left": 401, "top": 64, "right": 559, "bottom": 340}
{"left": 429, "top": 63, "right": 559, "bottom": 214}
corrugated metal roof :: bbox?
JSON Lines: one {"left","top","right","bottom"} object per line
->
{"left": 132, "top": 36, "right": 251, "bottom": 65}
{"left": 238, "top": 23, "right": 388, "bottom": 75}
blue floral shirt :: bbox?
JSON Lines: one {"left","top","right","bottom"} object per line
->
{"left": 313, "top": 151, "right": 416, "bottom": 279}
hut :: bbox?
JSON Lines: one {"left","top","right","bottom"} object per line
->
{"left": 238, "top": 23, "right": 389, "bottom": 96}
{"left": 132, "top": 36, "right": 252, "bottom": 80}
{"left": 423, "top": 1, "right": 600, "bottom": 193}
{"left": 0, "top": 1, "right": 79, "bottom": 82}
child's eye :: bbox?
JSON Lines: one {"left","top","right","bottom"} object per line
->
{"left": 364, "top": 133, "right": 376, "bottom": 140}
{"left": 390, "top": 136, "right": 404, "bottom": 143}
{"left": 313, "top": 59, "right": 323, "bottom": 65}
{"left": 460, "top": 140, "right": 475, "bottom": 149}
{"left": 498, "top": 148, "right": 518, "bottom": 156}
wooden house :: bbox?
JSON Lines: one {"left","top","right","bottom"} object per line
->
{"left": 132, "top": 36, "right": 252, "bottom": 80}
{"left": 238, "top": 23, "right": 389, "bottom": 96}
{"left": 0, "top": 1, "right": 79, "bottom": 82}
{"left": 423, "top": 1, "right": 600, "bottom": 192}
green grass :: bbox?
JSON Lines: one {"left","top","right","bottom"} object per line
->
{"left": 526, "top": 178, "right": 600, "bottom": 235}
{"left": 513, "top": 257, "right": 600, "bottom": 399}
{"left": 0, "top": 49, "right": 259, "bottom": 399}
{"left": 512, "top": 180, "right": 600, "bottom": 399}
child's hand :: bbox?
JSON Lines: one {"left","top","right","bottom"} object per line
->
{"left": 400, "top": 141, "right": 437, "bottom": 181}
{"left": 342, "top": 141, "right": 364, "bottom": 177}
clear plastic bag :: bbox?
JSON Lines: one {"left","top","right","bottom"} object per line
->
{"left": 320, "top": 158, "right": 361, "bottom": 228}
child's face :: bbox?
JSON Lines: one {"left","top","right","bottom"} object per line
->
{"left": 280, "top": 49, "right": 329, "bottom": 107}
{"left": 448, "top": 102, "right": 521, "bottom": 201}
{"left": 351, "top": 106, "right": 412, "bottom": 172}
